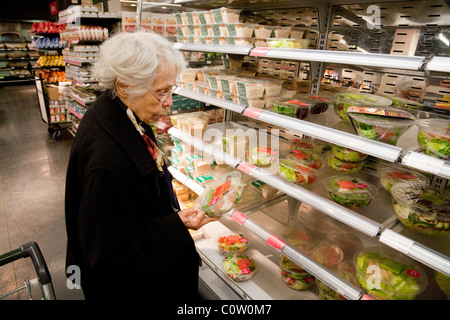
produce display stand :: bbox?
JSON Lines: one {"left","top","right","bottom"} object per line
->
{"left": 0, "top": 242, "right": 56, "bottom": 300}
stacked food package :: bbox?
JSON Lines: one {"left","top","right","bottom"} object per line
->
{"left": 174, "top": 7, "right": 312, "bottom": 49}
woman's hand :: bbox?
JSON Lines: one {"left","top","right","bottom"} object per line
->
{"left": 178, "top": 206, "right": 219, "bottom": 230}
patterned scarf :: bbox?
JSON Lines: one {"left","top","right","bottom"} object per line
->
{"left": 126, "top": 108, "right": 164, "bottom": 172}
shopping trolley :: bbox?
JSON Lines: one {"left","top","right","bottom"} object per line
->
{"left": 0, "top": 242, "right": 56, "bottom": 300}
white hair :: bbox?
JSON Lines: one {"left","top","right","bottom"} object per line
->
{"left": 92, "top": 31, "right": 186, "bottom": 98}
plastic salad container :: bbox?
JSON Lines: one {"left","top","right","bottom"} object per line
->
{"left": 435, "top": 272, "right": 450, "bottom": 298}
{"left": 195, "top": 171, "right": 244, "bottom": 217}
{"left": 331, "top": 144, "right": 368, "bottom": 162}
{"left": 301, "top": 95, "right": 332, "bottom": 114}
{"left": 355, "top": 246, "right": 428, "bottom": 300}
{"left": 272, "top": 99, "right": 311, "bottom": 119}
{"left": 247, "top": 146, "right": 278, "bottom": 167}
{"left": 223, "top": 253, "right": 257, "bottom": 281}
{"left": 416, "top": 118, "right": 450, "bottom": 161}
{"left": 312, "top": 242, "right": 344, "bottom": 269}
{"left": 317, "top": 260, "right": 358, "bottom": 300}
{"left": 267, "top": 38, "right": 310, "bottom": 49}
{"left": 213, "top": 7, "right": 242, "bottom": 23}
{"left": 326, "top": 152, "right": 366, "bottom": 174}
{"left": 281, "top": 149, "right": 323, "bottom": 169}
{"left": 279, "top": 159, "right": 318, "bottom": 185}
{"left": 324, "top": 175, "right": 377, "bottom": 208}
{"left": 291, "top": 138, "right": 327, "bottom": 155}
{"left": 218, "top": 234, "right": 248, "bottom": 255}
{"left": 378, "top": 166, "right": 429, "bottom": 192}
{"left": 333, "top": 93, "right": 392, "bottom": 122}
{"left": 390, "top": 181, "right": 450, "bottom": 235}
{"left": 347, "top": 106, "right": 416, "bottom": 146}
{"left": 280, "top": 255, "right": 315, "bottom": 290}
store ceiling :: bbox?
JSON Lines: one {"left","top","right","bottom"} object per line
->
{"left": 1, "top": 0, "right": 54, "bottom": 21}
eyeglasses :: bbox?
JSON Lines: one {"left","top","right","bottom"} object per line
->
{"left": 147, "top": 85, "right": 178, "bottom": 103}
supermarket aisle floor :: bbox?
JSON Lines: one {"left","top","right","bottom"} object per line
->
{"left": 0, "top": 84, "right": 84, "bottom": 300}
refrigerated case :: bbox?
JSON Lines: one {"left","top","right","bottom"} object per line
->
{"left": 139, "top": 0, "right": 450, "bottom": 300}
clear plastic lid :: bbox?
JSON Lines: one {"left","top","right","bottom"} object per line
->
{"left": 223, "top": 252, "right": 257, "bottom": 281}
{"left": 195, "top": 171, "right": 244, "bottom": 217}
{"left": 280, "top": 149, "right": 323, "bottom": 170}
{"left": 279, "top": 158, "right": 319, "bottom": 185}
{"left": 334, "top": 93, "right": 393, "bottom": 107}
{"left": 272, "top": 99, "right": 312, "bottom": 119}
{"left": 348, "top": 110, "right": 416, "bottom": 128}
{"left": 390, "top": 181, "right": 450, "bottom": 222}
{"left": 416, "top": 118, "right": 450, "bottom": 139}
{"left": 354, "top": 246, "right": 428, "bottom": 300}
{"left": 291, "top": 137, "right": 327, "bottom": 155}
{"left": 378, "top": 166, "right": 429, "bottom": 192}
{"left": 325, "top": 175, "right": 377, "bottom": 197}
{"left": 331, "top": 144, "right": 368, "bottom": 162}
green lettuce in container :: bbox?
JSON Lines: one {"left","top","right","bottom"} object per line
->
{"left": 333, "top": 93, "right": 392, "bottom": 122}
{"left": 347, "top": 106, "right": 415, "bottom": 146}
{"left": 416, "top": 118, "right": 450, "bottom": 161}
{"left": 355, "top": 247, "right": 427, "bottom": 300}
{"left": 391, "top": 181, "right": 450, "bottom": 235}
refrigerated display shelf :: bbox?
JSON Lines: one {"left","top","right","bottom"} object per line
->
{"left": 167, "top": 125, "right": 450, "bottom": 280}
{"left": 174, "top": 87, "right": 450, "bottom": 179}
{"left": 168, "top": 164, "right": 367, "bottom": 300}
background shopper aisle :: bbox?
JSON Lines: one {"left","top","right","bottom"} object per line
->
{"left": 0, "top": 84, "right": 83, "bottom": 300}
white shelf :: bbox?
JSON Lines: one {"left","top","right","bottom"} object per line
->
{"left": 173, "top": 43, "right": 426, "bottom": 71}
{"left": 174, "top": 43, "right": 253, "bottom": 55}
{"left": 426, "top": 56, "right": 450, "bottom": 73}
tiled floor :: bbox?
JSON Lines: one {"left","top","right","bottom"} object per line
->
{"left": 0, "top": 84, "right": 84, "bottom": 300}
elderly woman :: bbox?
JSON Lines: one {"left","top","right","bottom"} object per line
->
{"left": 65, "top": 32, "right": 217, "bottom": 300}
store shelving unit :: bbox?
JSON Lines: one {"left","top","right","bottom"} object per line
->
{"left": 0, "top": 41, "right": 34, "bottom": 84}
{"left": 138, "top": 0, "right": 450, "bottom": 300}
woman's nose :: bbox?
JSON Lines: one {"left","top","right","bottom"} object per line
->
{"left": 162, "top": 93, "right": 173, "bottom": 108}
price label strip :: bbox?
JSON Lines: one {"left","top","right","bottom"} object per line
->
{"left": 266, "top": 234, "right": 286, "bottom": 251}
{"left": 243, "top": 107, "right": 263, "bottom": 119}
{"left": 237, "top": 161, "right": 257, "bottom": 176}
{"left": 231, "top": 210, "right": 248, "bottom": 225}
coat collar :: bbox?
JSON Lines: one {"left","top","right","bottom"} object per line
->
{"left": 92, "top": 90, "right": 156, "bottom": 177}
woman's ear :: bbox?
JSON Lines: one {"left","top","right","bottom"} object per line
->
{"left": 115, "top": 79, "right": 128, "bottom": 98}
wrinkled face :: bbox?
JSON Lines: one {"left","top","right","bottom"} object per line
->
{"left": 121, "top": 66, "right": 177, "bottom": 124}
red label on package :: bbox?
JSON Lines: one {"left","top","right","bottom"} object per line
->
{"left": 213, "top": 179, "right": 231, "bottom": 197}
{"left": 237, "top": 162, "right": 257, "bottom": 175}
{"left": 292, "top": 150, "right": 309, "bottom": 159}
{"left": 208, "top": 196, "right": 219, "bottom": 206}
{"left": 250, "top": 47, "right": 270, "bottom": 57}
{"left": 231, "top": 210, "right": 248, "bottom": 225}
{"left": 285, "top": 100, "right": 308, "bottom": 106}
{"left": 296, "top": 164, "right": 312, "bottom": 173}
{"left": 388, "top": 171, "right": 418, "bottom": 180}
{"left": 237, "top": 258, "right": 253, "bottom": 269}
{"left": 336, "top": 180, "right": 358, "bottom": 189}
{"left": 266, "top": 234, "right": 286, "bottom": 251}
{"left": 407, "top": 269, "right": 421, "bottom": 278}
{"left": 243, "top": 107, "right": 263, "bottom": 119}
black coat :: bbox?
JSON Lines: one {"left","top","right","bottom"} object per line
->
{"left": 65, "top": 90, "right": 200, "bottom": 300}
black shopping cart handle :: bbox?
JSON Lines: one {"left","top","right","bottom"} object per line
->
{"left": 0, "top": 242, "right": 52, "bottom": 286}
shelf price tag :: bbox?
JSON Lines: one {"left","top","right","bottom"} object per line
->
{"left": 250, "top": 47, "right": 270, "bottom": 57}
{"left": 237, "top": 161, "right": 257, "bottom": 175}
{"left": 361, "top": 294, "right": 375, "bottom": 300}
{"left": 231, "top": 210, "right": 248, "bottom": 225}
{"left": 243, "top": 107, "right": 263, "bottom": 119}
{"left": 266, "top": 234, "right": 286, "bottom": 251}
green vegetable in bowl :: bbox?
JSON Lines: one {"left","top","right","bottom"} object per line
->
{"left": 325, "top": 176, "right": 377, "bottom": 208}
{"left": 331, "top": 144, "right": 367, "bottom": 162}
{"left": 417, "top": 129, "right": 450, "bottom": 161}
{"left": 280, "top": 255, "right": 315, "bottom": 290}
{"left": 355, "top": 249, "right": 427, "bottom": 300}
{"left": 333, "top": 93, "right": 392, "bottom": 122}
{"left": 391, "top": 182, "right": 450, "bottom": 236}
